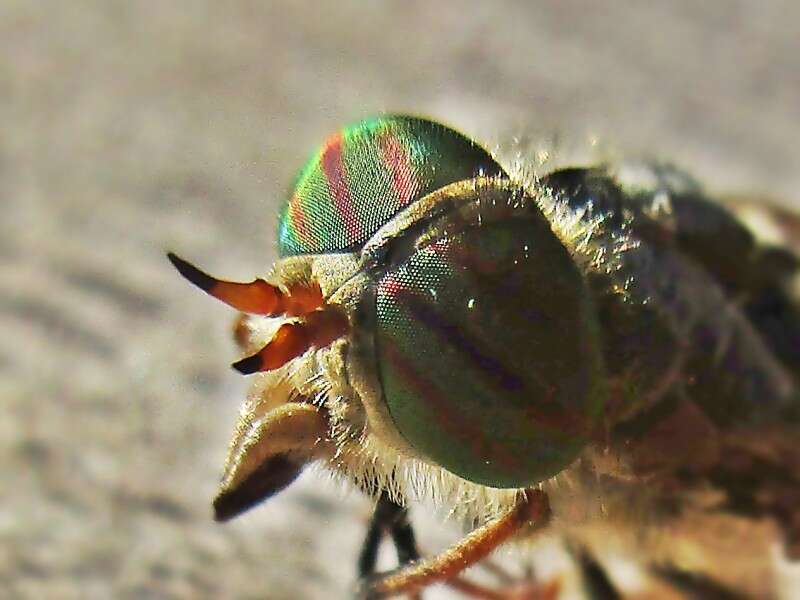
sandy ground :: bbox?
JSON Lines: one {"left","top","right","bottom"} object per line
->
{"left": 2, "top": 2, "right": 799, "bottom": 599}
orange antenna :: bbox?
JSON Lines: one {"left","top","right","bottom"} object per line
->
{"left": 167, "top": 252, "right": 323, "bottom": 316}
{"left": 232, "top": 309, "right": 349, "bottom": 374}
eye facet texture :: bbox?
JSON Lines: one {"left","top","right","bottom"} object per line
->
{"left": 277, "top": 116, "right": 505, "bottom": 257}
{"left": 375, "top": 219, "right": 605, "bottom": 487}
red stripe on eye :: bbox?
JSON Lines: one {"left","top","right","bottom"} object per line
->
{"left": 378, "top": 273, "right": 411, "bottom": 297}
{"left": 380, "top": 338, "right": 522, "bottom": 471}
{"left": 321, "top": 133, "right": 361, "bottom": 244}
{"left": 379, "top": 134, "right": 418, "bottom": 207}
{"left": 288, "top": 193, "right": 312, "bottom": 246}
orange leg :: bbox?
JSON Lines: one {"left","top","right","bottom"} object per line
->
{"left": 361, "top": 489, "right": 551, "bottom": 599}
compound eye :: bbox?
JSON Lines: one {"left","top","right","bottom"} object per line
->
{"left": 374, "top": 219, "right": 605, "bottom": 488}
{"left": 277, "top": 116, "right": 504, "bottom": 257}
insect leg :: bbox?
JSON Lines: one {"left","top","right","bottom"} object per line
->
{"left": 358, "top": 492, "right": 419, "bottom": 578}
{"left": 358, "top": 512, "right": 385, "bottom": 579}
{"left": 360, "top": 489, "right": 551, "bottom": 599}
{"left": 568, "top": 546, "right": 621, "bottom": 600}
{"left": 652, "top": 567, "right": 747, "bottom": 600}
{"left": 359, "top": 494, "right": 534, "bottom": 600}
{"left": 388, "top": 503, "right": 419, "bottom": 566}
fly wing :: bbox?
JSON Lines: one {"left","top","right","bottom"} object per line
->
{"left": 668, "top": 195, "right": 800, "bottom": 557}
{"left": 543, "top": 166, "right": 800, "bottom": 592}
{"left": 686, "top": 196, "right": 800, "bottom": 558}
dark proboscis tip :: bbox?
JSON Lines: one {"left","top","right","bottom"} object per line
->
{"left": 166, "top": 252, "right": 217, "bottom": 292}
{"left": 213, "top": 454, "right": 302, "bottom": 522}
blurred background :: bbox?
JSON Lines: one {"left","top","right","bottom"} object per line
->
{"left": 2, "top": 2, "right": 799, "bottom": 598}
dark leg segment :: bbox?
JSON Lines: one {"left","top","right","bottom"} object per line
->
{"left": 358, "top": 509, "right": 386, "bottom": 579}
{"left": 359, "top": 492, "right": 420, "bottom": 579}
{"left": 568, "top": 546, "right": 621, "bottom": 600}
{"left": 389, "top": 506, "right": 420, "bottom": 566}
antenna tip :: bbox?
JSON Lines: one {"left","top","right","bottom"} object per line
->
{"left": 232, "top": 354, "right": 263, "bottom": 375}
{"left": 167, "top": 252, "right": 217, "bottom": 292}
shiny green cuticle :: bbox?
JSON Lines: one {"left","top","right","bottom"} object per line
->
{"left": 277, "top": 115, "right": 505, "bottom": 256}
{"left": 375, "top": 220, "right": 606, "bottom": 488}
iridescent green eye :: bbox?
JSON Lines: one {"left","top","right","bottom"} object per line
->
{"left": 277, "top": 115, "right": 505, "bottom": 257}
{"left": 374, "top": 203, "right": 605, "bottom": 487}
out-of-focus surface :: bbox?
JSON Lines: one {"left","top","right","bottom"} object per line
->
{"left": 2, "top": 2, "right": 799, "bottom": 598}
